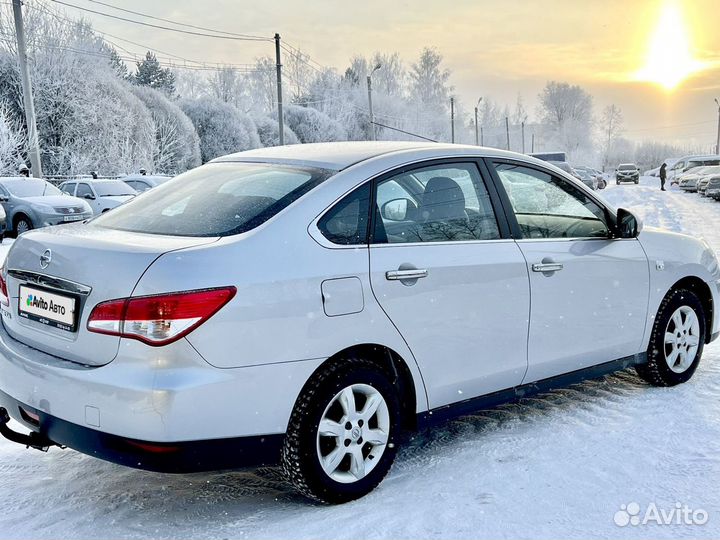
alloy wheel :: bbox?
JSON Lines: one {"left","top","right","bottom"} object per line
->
{"left": 664, "top": 306, "right": 700, "bottom": 373}
{"left": 316, "top": 383, "right": 390, "bottom": 484}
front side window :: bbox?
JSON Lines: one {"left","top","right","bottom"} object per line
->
{"left": 94, "top": 162, "right": 333, "bottom": 237}
{"left": 374, "top": 163, "right": 500, "bottom": 244}
{"left": 60, "top": 183, "right": 75, "bottom": 195}
{"left": 493, "top": 162, "right": 609, "bottom": 239}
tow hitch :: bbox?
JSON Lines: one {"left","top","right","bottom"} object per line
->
{"left": 0, "top": 407, "right": 57, "bottom": 451}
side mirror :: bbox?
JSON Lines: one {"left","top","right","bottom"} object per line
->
{"left": 0, "top": 196, "right": 8, "bottom": 203}
{"left": 381, "top": 198, "right": 416, "bottom": 222}
{"left": 83, "top": 193, "right": 96, "bottom": 200}
{"left": 616, "top": 208, "right": 642, "bottom": 239}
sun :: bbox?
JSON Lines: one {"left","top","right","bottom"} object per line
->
{"left": 634, "top": 0, "right": 706, "bottom": 90}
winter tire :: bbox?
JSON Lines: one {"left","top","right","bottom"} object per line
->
{"left": 616, "top": 180, "right": 620, "bottom": 185}
{"left": 637, "top": 288, "right": 705, "bottom": 386}
{"left": 14, "top": 216, "right": 32, "bottom": 235}
{"left": 281, "top": 357, "right": 401, "bottom": 504}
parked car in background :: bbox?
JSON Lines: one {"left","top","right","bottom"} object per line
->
{"left": 574, "top": 168, "right": 598, "bottom": 190}
{"left": 615, "top": 163, "right": 640, "bottom": 184}
{"left": 667, "top": 155, "right": 720, "bottom": 185}
{"left": 0, "top": 142, "right": 718, "bottom": 504}
{"left": 704, "top": 176, "right": 720, "bottom": 200}
{"left": 122, "top": 174, "right": 172, "bottom": 193}
{"left": 691, "top": 166, "right": 720, "bottom": 195}
{"left": 0, "top": 204, "right": 6, "bottom": 242}
{"left": 59, "top": 179, "right": 137, "bottom": 214}
{"left": 548, "top": 160, "right": 582, "bottom": 181}
{"left": 574, "top": 165, "right": 605, "bottom": 189}
{"left": 645, "top": 166, "right": 660, "bottom": 176}
{"left": 0, "top": 177, "right": 92, "bottom": 235}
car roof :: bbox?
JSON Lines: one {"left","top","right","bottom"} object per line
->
{"left": 211, "top": 141, "right": 527, "bottom": 171}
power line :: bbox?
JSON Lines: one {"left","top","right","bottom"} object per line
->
{"left": 371, "top": 121, "right": 437, "bottom": 142}
{"left": 83, "top": 0, "right": 269, "bottom": 41}
{"left": 32, "top": 1, "right": 270, "bottom": 71}
{"left": 48, "top": 0, "right": 271, "bottom": 41}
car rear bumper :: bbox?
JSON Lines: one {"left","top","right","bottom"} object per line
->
{"left": 0, "top": 391, "right": 283, "bottom": 472}
{"left": 0, "top": 321, "right": 323, "bottom": 470}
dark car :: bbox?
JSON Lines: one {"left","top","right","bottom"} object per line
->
{"left": 616, "top": 163, "right": 640, "bottom": 184}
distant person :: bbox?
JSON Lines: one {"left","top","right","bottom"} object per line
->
{"left": 18, "top": 164, "right": 29, "bottom": 178}
{"left": 91, "top": 171, "right": 98, "bottom": 180}
{"left": 139, "top": 168, "right": 147, "bottom": 176}
{"left": 659, "top": 162, "right": 667, "bottom": 191}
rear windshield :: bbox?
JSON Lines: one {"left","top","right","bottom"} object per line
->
{"left": 618, "top": 164, "right": 636, "bottom": 170}
{"left": 0, "top": 179, "right": 62, "bottom": 197}
{"left": 94, "top": 182, "right": 136, "bottom": 197}
{"left": 93, "top": 162, "right": 333, "bottom": 237}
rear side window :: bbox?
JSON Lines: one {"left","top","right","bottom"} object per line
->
{"left": 93, "top": 162, "right": 333, "bottom": 237}
{"left": 318, "top": 183, "right": 371, "bottom": 245}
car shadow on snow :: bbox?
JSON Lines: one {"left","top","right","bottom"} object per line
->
{"left": 27, "top": 369, "right": 650, "bottom": 514}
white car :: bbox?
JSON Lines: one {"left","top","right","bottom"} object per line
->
{"left": 0, "top": 142, "right": 718, "bottom": 504}
{"left": 59, "top": 179, "right": 137, "bottom": 213}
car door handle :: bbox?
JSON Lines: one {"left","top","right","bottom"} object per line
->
{"left": 386, "top": 269, "right": 428, "bottom": 281}
{"left": 532, "top": 262, "right": 563, "bottom": 273}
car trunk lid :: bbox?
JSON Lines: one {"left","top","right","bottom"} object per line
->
{"left": 3, "top": 224, "right": 217, "bottom": 366}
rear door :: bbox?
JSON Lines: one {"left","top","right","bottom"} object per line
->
{"left": 487, "top": 160, "right": 649, "bottom": 383}
{"left": 368, "top": 160, "right": 530, "bottom": 408}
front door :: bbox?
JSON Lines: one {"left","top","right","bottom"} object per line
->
{"left": 489, "top": 160, "right": 650, "bottom": 383}
{"left": 368, "top": 161, "right": 530, "bottom": 408}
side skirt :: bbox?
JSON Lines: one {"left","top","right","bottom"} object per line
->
{"left": 417, "top": 352, "right": 646, "bottom": 429}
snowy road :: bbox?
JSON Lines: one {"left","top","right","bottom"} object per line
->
{"left": 2, "top": 177, "right": 720, "bottom": 539}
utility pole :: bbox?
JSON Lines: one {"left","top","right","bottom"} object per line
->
{"left": 521, "top": 122, "right": 526, "bottom": 153}
{"left": 12, "top": 0, "right": 41, "bottom": 177}
{"left": 450, "top": 97, "right": 455, "bottom": 143}
{"left": 715, "top": 98, "right": 720, "bottom": 155}
{"left": 474, "top": 97, "right": 482, "bottom": 146}
{"left": 480, "top": 126, "right": 484, "bottom": 146}
{"left": 505, "top": 116, "right": 510, "bottom": 151}
{"left": 367, "top": 63, "right": 381, "bottom": 141}
{"left": 274, "top": 33, "right": 284, "bottom": 146}
{"left": 367, "top": 75, "right": 375, "bottom": 141}
{"left": 531, "top": 133, "right": 535, "bottom": 153}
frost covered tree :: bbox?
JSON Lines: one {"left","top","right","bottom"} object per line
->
{"left": 130, "top": 86, "right": 201, "bottom": 174}
{"left": 284, "top": 104, "right": 347, "bottom": 143}
{"left": 600, "top": 104, "right": 623, "bottom": 170}
{"left": 252, "top": 114, "right": 299, "bottom": 147}
{"left": 409, "top": 48, "right": 453, "bottom": 140}
{"left": 0, "top": 104, "right": 25, "bottom": 175}
{"left": 247, "top": 57, "right": 278, "bottom": 113}
{"left": 180, "top": 97, "right": 260, "bottom": 162}
{"left": 133, "top": 52, "right": 176, "bottom": 96}
{"left": 538, "top": 81, "right": 593, "bottom": 157}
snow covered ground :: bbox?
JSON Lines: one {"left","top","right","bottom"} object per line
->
{"left": 2, "top": 176, "right": 720, "bottom": 539}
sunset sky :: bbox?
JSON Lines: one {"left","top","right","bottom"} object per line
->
{"left": 66, "top": 0, "right": 720, "bottom": 148}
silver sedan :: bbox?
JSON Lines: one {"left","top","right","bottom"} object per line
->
{"left": 0, "top": 142, "right": 718, "bottom": 503}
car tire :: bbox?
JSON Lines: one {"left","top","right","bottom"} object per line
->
{"left": 634, "top": 179, "right": 639, "bottom": 184}
{"left": 636, "top": 288, "right": 705, "bottom": 387}
{"left": 14, "top": 216, "right": 32, "bottom": 236}
{"left": 616, "top": 180, "right": 620, "bottom": 185}
{"left": 281, "top": 357, "right": 401, "bottom": 504}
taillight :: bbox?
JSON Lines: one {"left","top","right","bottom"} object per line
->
{"left": 87, "top": 287, "right": 236, "bottom": 346}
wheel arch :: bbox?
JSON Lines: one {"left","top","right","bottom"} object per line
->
{"left": 670, "top": 276, "right": 713, "bottom": 343}
{"left": 12, "top": 210, "right": 32, "bottom": 231}
{"left": 298, "top": 343, "right": 422, "bottom": 432}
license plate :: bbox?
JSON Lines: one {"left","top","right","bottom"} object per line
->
{"left": 63, "top": 215, "right": 84, "bottom": 222}
{"left": 18, "top": 285, "right": 77, "bottom": 332}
